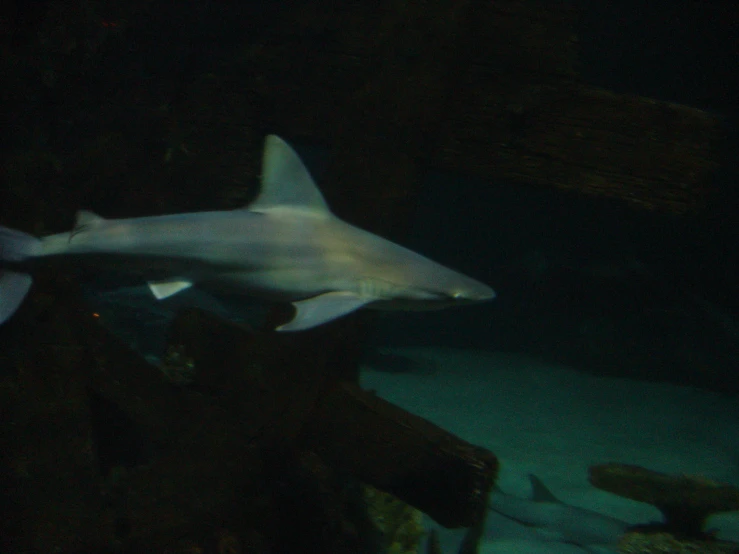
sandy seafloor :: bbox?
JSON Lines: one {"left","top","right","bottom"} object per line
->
{"left": 360, "top": 347, "right": 739, "bottom": 553}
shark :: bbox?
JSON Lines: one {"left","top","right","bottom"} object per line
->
{"left": 423, "top": 475, "right": 625, "bottom": 554}
{"left": 0, "top": 135, "right": 494, "bottom": 331}
{"left": 488, "top": 475, "right": 630, "bottom": 549}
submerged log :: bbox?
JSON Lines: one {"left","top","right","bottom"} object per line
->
{"left": 300, "top": 381, "right": 498, "bottom": 528}
{"left": 251, "top": 0, "right": 720, "bottom": 215}
{"left": 0, "top": 273, "right": 497, "bottom": 552}
{"left": 170, "top": 309, "right": 498, "bottom": 529}
{"left": 437, "top": 83, "right": 720, "bottom": 213}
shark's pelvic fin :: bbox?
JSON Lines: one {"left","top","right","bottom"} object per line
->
{"left": 277, "top": 291, "right": 373, "bottom": 331}
{"left": 247, "top": 135, "right": 330, "bottom": 216}
{"left": 148, "top": 279, "right": 193, "bottom": 300}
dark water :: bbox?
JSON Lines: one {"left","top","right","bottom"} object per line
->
{"left": 1, "top": 2, "right": 738, "bottom": 553}
{"left": 3, "top": 0, "right": 734, "bottom": 391}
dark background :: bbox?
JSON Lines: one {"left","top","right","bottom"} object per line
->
{"left": 1, "top": 0, "right": 737, "bottom": 391}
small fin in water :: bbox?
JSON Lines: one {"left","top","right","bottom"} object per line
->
{"left": 70, "top": 210, "right": 107, "bottom": 241}
{"left": 0, "top": 226, "right": 40, "bottom": 323}
{"left": 148, "top": 279, "right": 193, "bottom": 300}
{"left": 0, "top": 271, "right": 33, "bottom": 323}
{"left": 75, "top": 210, "right": 107, "bottom": 227}
{"left": 277, "top": 291, "right": 373, "bottom": 331}
{"left": 529, "top": 475, "right": 561, "bottom": 504}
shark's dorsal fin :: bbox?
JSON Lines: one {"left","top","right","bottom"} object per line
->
{"left": 529, "top": 475, "right": 561, "bottom": 504}
{"left": 247, "top": 135, "right": 330, "bottom": 216}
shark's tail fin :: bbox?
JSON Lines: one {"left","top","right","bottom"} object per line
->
{"left": 0, "top": 226, "right": 40, "bottom": 323}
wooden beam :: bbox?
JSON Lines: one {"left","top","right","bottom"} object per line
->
{"left": 250, "top": 0, "right": 721, "bottom": 214}
{"left": 436, "top": 82, "right": 720, "bottom": 213}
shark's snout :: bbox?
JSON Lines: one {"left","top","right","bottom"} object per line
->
{"left": 452, "top": 280, "right": 496, "bottom": 303}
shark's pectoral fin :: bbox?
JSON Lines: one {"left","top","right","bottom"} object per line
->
{"left": 148, "top": 279, "right": 193, "bottom": 300}
{"left": 277, "top": 292, "right": 373, "bottom": 332}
